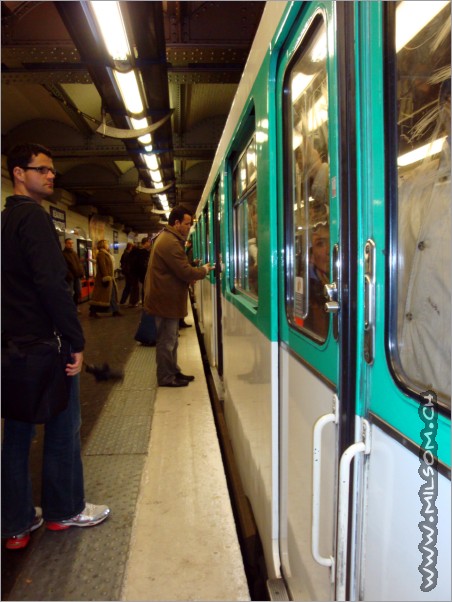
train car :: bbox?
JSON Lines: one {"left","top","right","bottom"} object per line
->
{"left": 191, "top": 2, "right": 451, "bottom": 600}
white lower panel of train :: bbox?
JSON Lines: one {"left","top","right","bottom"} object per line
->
{"left": 194, "top": 281, "right": 451, "bottom": 601}
{"left": 363, "top": 425, "right": 451, "bottom": 601}
{"left": 220, "top": 295, "right": 280, "bottom": 578}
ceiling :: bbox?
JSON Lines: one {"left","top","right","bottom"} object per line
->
{"left": 1, "top": 1, "right": 265, "bottom": 234}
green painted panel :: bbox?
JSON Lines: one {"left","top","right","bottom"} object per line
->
{"left": 275, "top": 1, "right": 339, "bottom": 386}
{"left": 355, "top": 2, "right": 450, "bottom": 467}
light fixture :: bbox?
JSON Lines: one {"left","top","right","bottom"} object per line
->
{"left": 114, "top": 71, "right": 143, "bottom": 115}
{"left": 158, "top": 194, "right": 169, "bottom": 211}
{"left": 397, "top": 136, "right": 447, "bottom": 166}
{"left": 131, "top": 117, "right": 152, "bottom": 144}
{"left": 310, "top": 30, "right": 327, "bottom": 63}
{"left": 90, "top": 1, "right": 130, "bottom": 61}
{"left": 292, "top": 72, "right": 315, "bottom": 102}
{"left": 307, "top": 96, "right": 328, "bottom": 132}
{"left": 149, "top": 169, "right": 162, "bottom": 183}
{"left": 143, "top": 153, "right": 160, "bottom": 171}
{"left": 396, "top": 1, "right": 448, "bottom": 52}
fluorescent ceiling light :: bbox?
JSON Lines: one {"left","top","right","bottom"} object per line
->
{"left": 292, "top": 73, "right": 315, "bottom": 102}
{"left": 114, "top": 70, "right": 143, "bottom": 115}
{"left": 131, "top": 117, "right": 147, "bottom": 128}
{"left": 158, "top": 194, "right": 169, "bottom": 211}
{"left": 143, "top": 153, "right": 159, "bottom": 171}
{"left": 131, "top": 117, "right": 152, "bottom": 144}
{"left": 307, "top": 96, "right": 328, "bottom": 131}
{"left": 292, "top": 131, "right": 303, "bottom": 150}
{"left": 91, "top": 1, "right": 130, "bottom": 61}
{"left": 149, "top": 169, "right": 162, "bottom": 183}
{"left": 396, "top": 1, "right": 448, "bottom": 52}
{"left": 397, "top": 136, "right": 447, "bottom": 166}
{"left": 310, "top": 31, "right": 327, "bottom": 63}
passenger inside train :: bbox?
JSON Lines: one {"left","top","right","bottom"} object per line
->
{"left": 396, "top": 25, "right": 451, "bottom": 406}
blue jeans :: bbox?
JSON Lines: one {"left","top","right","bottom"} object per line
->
{"left": 155, "top": 317, "right": 180, "bottom": 385}
{"left": 1, "top": 375, "right": 85, "bottom": 537}
{"left": 73, "top": 277, "right": 82, "bottom": 305}
{"left": 119, "top": 274, "right": 132, "bottom": 304}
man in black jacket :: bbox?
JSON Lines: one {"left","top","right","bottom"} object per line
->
{"left": 128, "top": 236, "right": 151, "bottom": 306}
{"left": 63, "top": 237, "right": 85, "bottom": 309}
{"left": 1, "top": 143, "right": 110, "bottom": 550}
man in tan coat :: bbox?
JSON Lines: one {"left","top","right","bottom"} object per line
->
{"left": 143, "top": 205, "right": 213, "bottom": 387}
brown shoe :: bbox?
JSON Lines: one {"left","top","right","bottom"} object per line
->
{"left": 112, "top": 311, "right": 124, "bottom": 317}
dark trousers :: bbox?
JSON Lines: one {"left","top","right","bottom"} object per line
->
{"left": 128, "top": 275, "right": 140, "bottom": 305}
{"left": 73, "top": 277, "right": 82, "bottom": 305}
{"left": 119, "top": 273, "right": 133, "bottom": 304}
{"left": 1, "top": 375, "right": 85, "bottom": 536}
{"left": 155, "top": 317, "right": 180, "bottom": 385}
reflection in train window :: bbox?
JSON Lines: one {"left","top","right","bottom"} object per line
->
{"left": 232, "top": 135, "right": 258, "bottom": 299}
{"left": 283, "top": 16, "right": 330, "bottom": 342}
{"left": 204, "top": 206, "right": 210, "bottom": 264}
{"left": 392, "top": 1, "right": 451, "bottom": 408}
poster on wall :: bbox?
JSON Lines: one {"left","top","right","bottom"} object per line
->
{"left": 49, "top": 206, "right": 66, "bottom": 248}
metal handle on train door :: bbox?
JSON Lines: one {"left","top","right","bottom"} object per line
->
{"left": 311, "top": 394, "right": 339, "bottom": 575}
{"left": 336, "top": 419, "right": 371, "bottom": 601}
{"left": 324, "top": 244, "right": 340, "bottom": 340}
{"left": 364, "top": 239, "right": 376, "bottom": 364}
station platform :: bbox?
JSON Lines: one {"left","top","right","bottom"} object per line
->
{"left": 1, "top": 295, "right": 250, "bottom": 602}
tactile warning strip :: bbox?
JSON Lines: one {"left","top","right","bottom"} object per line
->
{"left": 8, "top": 348, "right": 158, "bottom": 601}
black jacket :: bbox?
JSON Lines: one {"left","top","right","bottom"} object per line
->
{"left": 129, "top": 246, "right": 150, "bottom": 282}
{"left": 1, "top": 195, "right": 85, "bottom": 352}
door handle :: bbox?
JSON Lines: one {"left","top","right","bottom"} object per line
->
{"left": 324, "top": 244, "right": 340, "bottom": 339}
{"left": 324, "top": 282, "right": 340, "bottom": 314}
{"left": 336, "top": 419, "right": 371, "bottom": 601}
{"left": 364, "top": 239, "right": 376, "bottom": 364}
{"left": 311, "top": 394, "right": 339, "bottom": 577}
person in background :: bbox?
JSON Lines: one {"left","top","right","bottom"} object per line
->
{"left": 179, "top": 240, "right": 200, "bottom": 329}
{"left": 119, "top": 241, "right": 135, "bottom": 305}
{"left": 62, "top": 238, "right": 85, "bottom": 313}
{"left": 305, "top": 223, "right": 330, "bottom": 339}
{"left": 397, "top": 78, "right": 451, "bottom": 401}
{"left": 128, "top": 237, "right": 151, "bottom": 307}
{"left": 1, "top": 142, "right": 110, "bottom": 550}
{"left": 89, "top": 239, "right": 122, "bottom": 318}
{"left": 143, "top": 205, "right": 214, "bottom": 387}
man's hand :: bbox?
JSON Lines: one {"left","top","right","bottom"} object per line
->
{"left": 202, "top": 262, "right": 215, "bottom": 273}
{"left": 66, "top": 351, "right": 83, "bottom": 376}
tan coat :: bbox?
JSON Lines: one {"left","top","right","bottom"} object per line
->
{"left": 90, "top": 248, "right": 117, "bottom": 308}
{"left": 143, "top": 225, "right": 207, "bottom": 318}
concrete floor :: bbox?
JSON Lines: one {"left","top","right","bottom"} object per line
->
{"left": 122, "top": 308, "right": 249, "bottom": 601}
{"left": 2, "top": 294, "right": 249, "bottom": 601}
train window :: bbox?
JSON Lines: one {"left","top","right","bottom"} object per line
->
{"left": 204, "top": 206, "right": 210, "bottom": 264}
{"left": 391, "top": 1, "right": 451, "bottom": 408}
{"left": 283, "top": 16, "right": 329, "bottom": 342}
{"left": 232, "top": 135, "right": 258, "bottom": 299}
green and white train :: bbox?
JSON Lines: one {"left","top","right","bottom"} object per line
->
{"left": 190, "top": 2, "right": 450, "bottom": 600}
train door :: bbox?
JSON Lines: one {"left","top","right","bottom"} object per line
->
{"left": 275, "top": 3, "right": 357, "bottom": 599}
{"left": 213, "top": 182, "right": 224, "bottom": 376}
{"left": 353, "top": 3, "right": 451, "bottom": 600}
